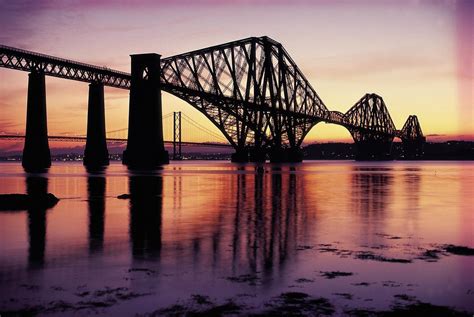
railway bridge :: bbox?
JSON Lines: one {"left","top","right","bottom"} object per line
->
{"left": 0, "top": 36, "right": 425, "bottom": 171}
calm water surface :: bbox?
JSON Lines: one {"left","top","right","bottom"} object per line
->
{"left": 0, "top": 161, "right": 473, "bottom": 315}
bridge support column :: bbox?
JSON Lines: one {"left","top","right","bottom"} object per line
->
{"left": 354, "top": 140, "right": 394, "bottom": 160}
{"left": 269, "top": 147, "right": 303, "bottom": 163}
{"left": 84, "top": 82, "right": 109, "bottom": 168}
{"left": 22, "top": 70, "right": 51, "bottom": 172}
{"left": 287, "top": 147, "right": 303, "bottom": 162}
{"left": 26, "top": 176, "right": 48, "bottom": 267}
{"left": 123, "top": 53, "right": 169, "bottom": 168}
{"left": 402, "top": 139, "right": 425, "bottom": 159}
{"left": 248, "top": 148, "right": 267, "bottom": 162}
{"left": 231, "top": 148, "right": 249, "bottom": 163}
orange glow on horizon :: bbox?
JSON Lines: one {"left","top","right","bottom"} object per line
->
{"left": 0, "top": 1, "right": 472, "bottom": 154}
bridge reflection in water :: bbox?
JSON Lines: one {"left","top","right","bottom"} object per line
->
{"left": 16, "top": 163, "right": 432, "bottom": 278}
{"left": 123, "top": 166, "right": 310, "bottom": 276}
{"left": 1, "top": 162, "right": 473, "bottom": 313}
{"left": 129, "top": 173, "right": 163, "bottom": 261}
{"left": 26, "top": 176, "right": 48, "bottom": 269}
{"left": 17, "top": 163, "right": 422, "bottom": 275}
{"left": 17, "top": 165, "right": 313, "bottom": 279}
{"left": 17, "top": 164, "right": 422, "bottom": 270}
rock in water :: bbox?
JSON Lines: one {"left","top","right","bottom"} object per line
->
{"left": 0, "top": 193, "right": 59, "bottom": 211}
{"left": 117, "top": 194, "right": 131, "bottom": 199}
{"left": 444, "top": 244, "right": 474, "bottom": 256}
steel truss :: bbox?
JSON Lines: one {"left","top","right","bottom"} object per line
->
{"left": 398, "top": 115, "right": 425, "bottom": 142}
{"left": 342, "top": 93, "right": 396, "bottom": 144}
{"left": 0, "top": 45, "right": 131, "bottom": 89}
{"left": 160, "top": 36, "right": 328, "bottom": 150}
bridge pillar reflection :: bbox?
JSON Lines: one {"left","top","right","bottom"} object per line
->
{"left": 123, "top": 53, "right": 169, "bottom": 168}
{"left": 22, "top": 70, "right": 51, "bottom": 172}
{"left": 84, "top": 82, "right": 109, "bottom": 168}
{"left": 87, "top": 174, "right": 106, "bottom": 254}
{"left": 129, "top": 174, "right": 163, "bottom": 260}
{"left": 26, "top": 176, "right": 48, "bottom": 268}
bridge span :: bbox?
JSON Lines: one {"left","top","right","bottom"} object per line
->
{"left": 0, "top": 37, "right": 425, "bottom": 171}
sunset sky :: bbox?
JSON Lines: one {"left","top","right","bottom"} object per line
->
{"left": 0, "top": 0, "right": 472, "bottom": 153}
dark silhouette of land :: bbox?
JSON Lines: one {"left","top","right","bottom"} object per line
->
{"left": 303, "top": 141, "right": 474, "bottom": 160}
{"left": 1, "top": 141, "right": 472, "bottom": 161}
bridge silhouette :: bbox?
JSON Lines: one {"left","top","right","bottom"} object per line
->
{"left": 0, "top": 36, "right": 425, "bottom": 171}
{"left": 0, "top": 111, "right": 232, "bottom": 160}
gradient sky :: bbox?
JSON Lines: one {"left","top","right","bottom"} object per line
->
{"left": 0, "top": 0, "right": 472, "bottom": 153}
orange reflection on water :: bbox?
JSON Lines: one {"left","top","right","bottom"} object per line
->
{"left": 0, "top": 161, "right": 472, "bottom": 314}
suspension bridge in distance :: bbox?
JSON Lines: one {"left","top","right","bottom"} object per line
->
{"left": 0, "top": 37, "right": 425, "bottom": 171}
{"left": 0, "top": 112, "right": 232, "bottom": 161}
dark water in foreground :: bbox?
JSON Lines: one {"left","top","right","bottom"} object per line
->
{"left": 0, "top": 161, "right": 473, "bottom": 316}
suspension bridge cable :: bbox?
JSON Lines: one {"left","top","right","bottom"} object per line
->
{"left": 102, "top": 112, "right": 227, "bottom": 143}
{"left": 182, "top": 118, "right": 227, "bottom": 142}
{"left": 106, "top": 127, "right": 128, "bottom": 134}
{"left": 181, "top": 113, "right": 227, "bottom": 141}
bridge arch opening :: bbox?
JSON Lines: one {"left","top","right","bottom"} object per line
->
{"left": 303, "top": 121, "right": 353, "bottom": 144}
{"left": 302, "top": 122, "right": 355, "bottom": 159}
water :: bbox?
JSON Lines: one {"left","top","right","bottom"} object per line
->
{"left": 0, "top": 161, "right": 473, "bottom": 315}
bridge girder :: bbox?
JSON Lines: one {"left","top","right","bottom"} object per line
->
{"left": 0, "top": 45, "right": 131, "bottom": 89}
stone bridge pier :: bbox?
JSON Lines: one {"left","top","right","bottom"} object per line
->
{"left": 22, "top": 70, "right": 51, "bottom": 172}
{"left": 123, "top": 53, "right": 169, "bottom": 168}
{"left": 84, "top": 82, "right": 109, "bottom": 169}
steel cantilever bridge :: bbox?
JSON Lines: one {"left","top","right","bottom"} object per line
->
{"left": 0, "top": 36, "right": 425, "bottom": 170}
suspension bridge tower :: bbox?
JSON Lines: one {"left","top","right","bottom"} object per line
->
{"left": 173, "top": 111, "right": 182, "bottom": 160}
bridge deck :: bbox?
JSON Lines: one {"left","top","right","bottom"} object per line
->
{"left": 0, "top": 45, "right": 131, "bottom": 89}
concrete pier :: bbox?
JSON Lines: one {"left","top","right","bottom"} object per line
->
{"left": 248, "top": 148, "right": 267, "bottom": 163}
{"left": 84, "top": 82, "right": 109, "bottom": 168}
{"left": 22, "top": 71, "right": 51, "bottom": 172}
{"left": 269, "top": 147, "right": 303, "bottom": 163}
{"left": 231, "top": 148, "right": 249, "bottom": 163}
{"left": 123, "top": 54, "right": 169, "bottom": 168}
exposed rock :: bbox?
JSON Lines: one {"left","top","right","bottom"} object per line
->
{"left": 0, "top": 193, "right": 59, "bottom": 211}
{"left": 320, "top": 271, "right": 353, "bottom": 279}
{"left": 117, "top": 194, "right": 131, "bottom": 199}
{"left": 443, "top": 244, "right": 474, "bottom": 256}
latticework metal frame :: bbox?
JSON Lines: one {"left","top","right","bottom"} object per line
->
{"left": 160, "top": 36, "right": 328, "bottom": 150}
{"left": 398, "top": 115, "right": 424, "bottom": 141}
{"left": 0, "top": 45, "right": 131, "bottom": 89}
{"left": 342, "top": 93, "right": 396, "bottom": 143}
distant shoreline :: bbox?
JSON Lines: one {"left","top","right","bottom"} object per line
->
{"left": 0, "top": 141, "right": 472, "bottom": 161}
